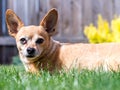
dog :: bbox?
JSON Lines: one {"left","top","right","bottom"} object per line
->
{"left": 6, "top": 8, "right": 120, "bottom": 73}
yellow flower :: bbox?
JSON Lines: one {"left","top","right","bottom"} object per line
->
{"left": 84, "top": 15, "right": 120, "bottom": 43}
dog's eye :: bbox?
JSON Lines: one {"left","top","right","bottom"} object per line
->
{"left": 36, "top": 38, "right": 44, "bottom": 44}
{"left": 20, "top": 38, "right": 27, "bottom": 44}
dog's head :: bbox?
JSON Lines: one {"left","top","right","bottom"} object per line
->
{"left": 6, "top": 9, "right": 58, "bottom": 62}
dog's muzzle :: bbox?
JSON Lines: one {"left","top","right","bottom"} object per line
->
{"left": 26, "top": 47, "right": 36, "bottom": 57}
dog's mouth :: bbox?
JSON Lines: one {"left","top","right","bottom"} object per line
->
{"left": 25, "top": 53, "right": 40, "bottom": 60}
{"left": 25, "top": 54, "right": 41, "bottom": 63}
{"left": 26, "top": 54, "right": 35, "bottom": 58}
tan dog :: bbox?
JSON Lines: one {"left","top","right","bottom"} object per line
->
{"left": 6, "top": 8, "right": 120, "bottom": 73}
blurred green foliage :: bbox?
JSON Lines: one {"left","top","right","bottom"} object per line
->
{"left": 12, "top": 55, "right": 22, "bottom": 65}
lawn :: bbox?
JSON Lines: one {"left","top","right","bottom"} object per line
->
{"left": 0, "top": 65, "right": 120, "bottom": 90}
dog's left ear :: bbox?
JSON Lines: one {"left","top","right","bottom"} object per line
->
{"left": 40, "top": 8, "right": 58, "bottom": 36}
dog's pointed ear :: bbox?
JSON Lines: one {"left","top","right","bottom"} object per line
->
{"left": 6, "top": 9, "right": 24, "bottom": 37}
{"left": 40, "top": 8, "right": 58, "bottom": 36}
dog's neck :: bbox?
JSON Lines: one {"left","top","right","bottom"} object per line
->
{"left": 42, "top": 38, "right": 60, "bottom": 60}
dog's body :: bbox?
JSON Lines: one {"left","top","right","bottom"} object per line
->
{"left": 6, "top": 8, "right": 120, "bottom": 73}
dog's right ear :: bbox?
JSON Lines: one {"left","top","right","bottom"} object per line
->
{"left": 6, "top": 9, "right": 24, "bottom": 37}
{"left": 40, "top": 8, "right": 58, "bottom": 36}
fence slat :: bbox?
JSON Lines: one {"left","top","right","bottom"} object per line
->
{"left": 0, "top": 0, "right": 2, "bottom": 36}
{"left": 71, "top": 0, "right": 83, "bottom": 39}
{"left": 61, "top": 0, "right": 73, "bottom": 37}
{"left": 82, "top": 0, "right": 93, "bottom": 28}
{"left": 114, "top": 0, "right": 120, "bottom": 15}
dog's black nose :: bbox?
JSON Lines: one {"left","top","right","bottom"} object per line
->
{"left": 27, "top": 47, "right": 35, "bottom": 55}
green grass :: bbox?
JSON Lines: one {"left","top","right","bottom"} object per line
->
{"left": 0, "top": 65, "right": 120, "bottom": 90}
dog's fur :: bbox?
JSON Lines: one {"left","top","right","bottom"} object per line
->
{"left": 6, "top": 8, "right": 120, "bottom": 73}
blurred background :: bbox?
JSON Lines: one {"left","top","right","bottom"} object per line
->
{"left": 0, "top": 0, "right": 120, "bottom": 64}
